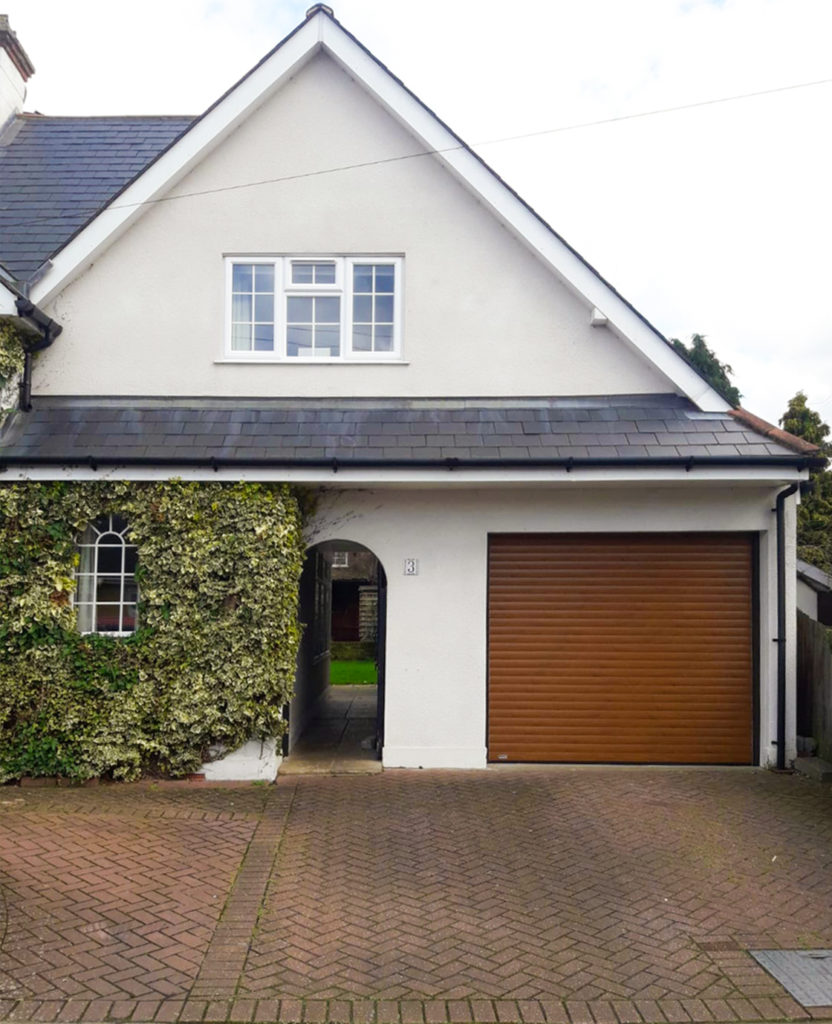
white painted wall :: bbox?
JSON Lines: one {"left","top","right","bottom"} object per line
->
{"left": 304, "top": 481, "right": 790, "bottom": 769}
{"left": 35, "top": 52, "right": 673, "bottom": 400}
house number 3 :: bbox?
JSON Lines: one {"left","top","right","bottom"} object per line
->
{"left": 403, "top": 558, "right": 419, "bottom": 576}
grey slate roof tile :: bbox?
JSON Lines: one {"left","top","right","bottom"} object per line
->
{"left": 0, "top": 396, "right": 814, "bottom": 466}
{"left": 0, "top": 115, "right": 194, "bottom": 279}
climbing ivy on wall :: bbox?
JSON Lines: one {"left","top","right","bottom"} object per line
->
{"left": 0, "top": 480, "right": 305, "bottom": 781}
{"left": 0, "top": 322, "right": 25, "bottom": 421}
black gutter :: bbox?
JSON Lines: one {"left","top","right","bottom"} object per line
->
{"left": 774, "top": 481, "right": 799, "bottom": 770}
{"left": 14, "top": 297, "right": 62, "bottom": 412}
{"left": 0, "top": 454, "right": 824, "bottom": 471}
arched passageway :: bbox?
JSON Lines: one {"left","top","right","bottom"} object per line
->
{"left": 282, "top": 540, "right": 387, "bottom": 773}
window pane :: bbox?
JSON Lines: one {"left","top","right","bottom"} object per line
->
{"left": 76, "top": 603, "right": 94, "bottom": 633}
{"left": 124, "top": 581, "right": 139, "bottom": 604}
{"left": 375, "top": 323, "right": 394, "bottom": 351}
{"left": 353, "top": 295, "right": 372, "bottom": 322}
{"left": 122, "top": 605, "right": 138, "bottom": 632}
{"left": 232, "top": 264, "right": 253, "bottom": 291}
{"left": 287, "top": 296, "right": 313, "bottom": 322}
{"left": 375, "top": 294, "right": 394, "bottom": 322}
{"left": 315, "top": 262, "right": 336, "bottom": 284}
{"left": 375, "top": 264, "right": 395, "bottom": 292}
{"left": 254, "top": 293, "right": 274, "bottom": 321}
{"left": 111, "top": 516, "right": 128, "bottom": 534}
{"left": 254, "top": 264, "right": 274, "bottom": 291}
{"left": 96, "top": 606, "right": 121, "bottom": 632}
{"left": 353, "top": 324, "right": 372, "bottom": 351}
{"left": 97, "top": 544, "right": 122, "bottom": 574}
{"left": 254, "top": 324, "right": 274, "bottom": 351}
{"left": 97, "top": 578, "right": 121, "bottom": 603}
{"left": 291, "top": 263, "right": 314, "bottom": 284}
{"left": 316, "top": 326, "right": 340, "bottom": 356}
{"left": 232, "top": 293, "right": 252, "bottom": 321}
{"left": 316, "top": 296, "right": 340, "bottom": 323}
{"left": 353, "top": 265, "right": 373, "bottom": 292}
{"left": 231, "top": 324, "right": 251, "bottom": 351}
{"left": 287, "top": 325, "right": 313, "bottom": 357}
{"left": 125, "top": 547, "right": 138, "bottom": 573}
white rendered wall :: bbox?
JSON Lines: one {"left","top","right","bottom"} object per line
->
{"left": 35, "top": 53, "right": 673, "bottom": 400}
{"left": 305, "top": 482, "right": 789, "bottom": 769}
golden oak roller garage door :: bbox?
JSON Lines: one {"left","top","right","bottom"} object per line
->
{"left": 487, "top": 534, "right": 754, "bottom": 764}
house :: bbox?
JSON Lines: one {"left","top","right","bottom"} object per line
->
{"left": 0, "top": 6, "right": 822, "bottom": 775}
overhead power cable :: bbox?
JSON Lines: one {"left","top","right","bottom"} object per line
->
{"left": 16, "top": 75, "right": 832, "bottom": 226}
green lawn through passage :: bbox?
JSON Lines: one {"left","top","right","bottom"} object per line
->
{"left": 330, "top": 659, "right": 378, "bottom": 685}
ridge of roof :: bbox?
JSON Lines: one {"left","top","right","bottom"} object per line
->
{"left": 730, "top": 407, "right": 820, "bottom": 456}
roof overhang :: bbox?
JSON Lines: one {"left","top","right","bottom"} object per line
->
{"left": 28, "top": 9, "right": 730, "bottom": 411}
{"left": 0, "top": 460, "right": 813, "bottom": 486}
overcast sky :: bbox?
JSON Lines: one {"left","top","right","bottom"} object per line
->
{"left": 5, "top": 0, "right": 832, "bottom": 425}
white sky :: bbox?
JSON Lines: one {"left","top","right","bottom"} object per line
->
{"left": 5, "top": 0, "right": 832, "bottom": 425}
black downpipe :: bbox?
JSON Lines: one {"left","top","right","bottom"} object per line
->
{"left": 14, "top": 298, "right": 62, "bottom": 412}
{"left": 775, "top": 481, "right": 799, "bottom": 770}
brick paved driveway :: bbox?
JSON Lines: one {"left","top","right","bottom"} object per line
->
{"left": 1, "top": 769, "right": 831, "bottom": 1024}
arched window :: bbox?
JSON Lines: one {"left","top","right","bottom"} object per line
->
{"left": 75, "top": 515, "right": 138, "bottom": 635}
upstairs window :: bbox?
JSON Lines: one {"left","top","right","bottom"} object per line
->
{"left": 75, "top": 515, "right": 138, "bottom": 635}
{"left": 225, "top": 256, "right": 402, "bottom": 361}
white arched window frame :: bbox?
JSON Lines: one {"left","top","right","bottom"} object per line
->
{"left": 74, "top": 515, "right": 139, "bottom": 635}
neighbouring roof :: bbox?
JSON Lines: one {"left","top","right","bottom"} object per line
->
{"left": 797, "top": 559, "right": 832, "bottom": 594}
{"left": 0, "top": 115, "right": 193, "bottom": 279}
{"left": 0, "top": 395, "right": 818, "bottom": 467}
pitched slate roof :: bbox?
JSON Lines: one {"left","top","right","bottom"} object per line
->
{"left": 0, "top": 115, "right": 193, "bottom": 280}
{"left": 0, "top": 395, "right": 817, "bottom": 467}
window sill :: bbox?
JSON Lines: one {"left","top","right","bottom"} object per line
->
{"left": 214, "top": 357, "right": 410, "bottom": 365}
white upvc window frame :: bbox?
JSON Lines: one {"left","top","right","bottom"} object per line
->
{"left": 223, "top": 255, "right": 404, "bottom": 363}
{"left": 73, "top": 514, "right": 139, "bottom": 637}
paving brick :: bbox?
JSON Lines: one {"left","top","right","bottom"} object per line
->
{"left": 447, "top": 1001, "right": 473, "bottom": 1022}
{"left": 610, "top": 1003, "right": 641, "bottom": 1024}
{"left": 540, "top": 1003, "right": 569, "bottom": 1024}
{"left": 400, "top": 1002, "right": 424, "bottom": 1024}
{"left": 2, "top": 772, "right": 832, "bottom": 1015}
{"left": 82, "top": 1000, "right": 114, "bottom": 1022}
{"left": 230, "top": 1000, "right": 257, "bottom": 1022}
{"left": 154, "top": 1001, "right": 187, "bottom": 1023}
{"left": 253, "top": 1000, "right": 280, "bottom": 1023}
{"left": 181, "top": 1001, "right": 209, "bottom": 1022}
{"left": 328, "top": 1000, "right": 353, "bottom": 1023}
{"left": 470, "top": 1001, "right": 497, "bottom": 1023}
{"left": 301, "top": 1001, "right": 328, "bottom": 1024}
{"left": 276, "top": 999, "right": 303, "bottom": 1023}
{"left": 205, "top": 1002, "right": 231, "bottom": 1021}
{"left": 377, "top": 1002, "right": 401, "bottom": 1024}
{"left": 565, "top": 1003, "right": 594, "bottom": 1024}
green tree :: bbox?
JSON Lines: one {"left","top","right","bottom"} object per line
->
{"left": 671, "top": 333, "right": 742, "bottom": 407}
{"left": 780, "top": 391, "right": 832, "bottom": 571}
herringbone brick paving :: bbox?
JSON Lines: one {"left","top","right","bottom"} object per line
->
{"left": 0, "top": 769, "right": 831, "bottom": 1023}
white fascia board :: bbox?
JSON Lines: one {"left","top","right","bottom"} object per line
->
{"left": 30, "top": 19, "right": 324, "bottom": 308}
{"left": 2, "top": 465, "right": 808, "bottom": 485}
{"left": 318, "top": 19, "right": 730, "bottom": 413}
